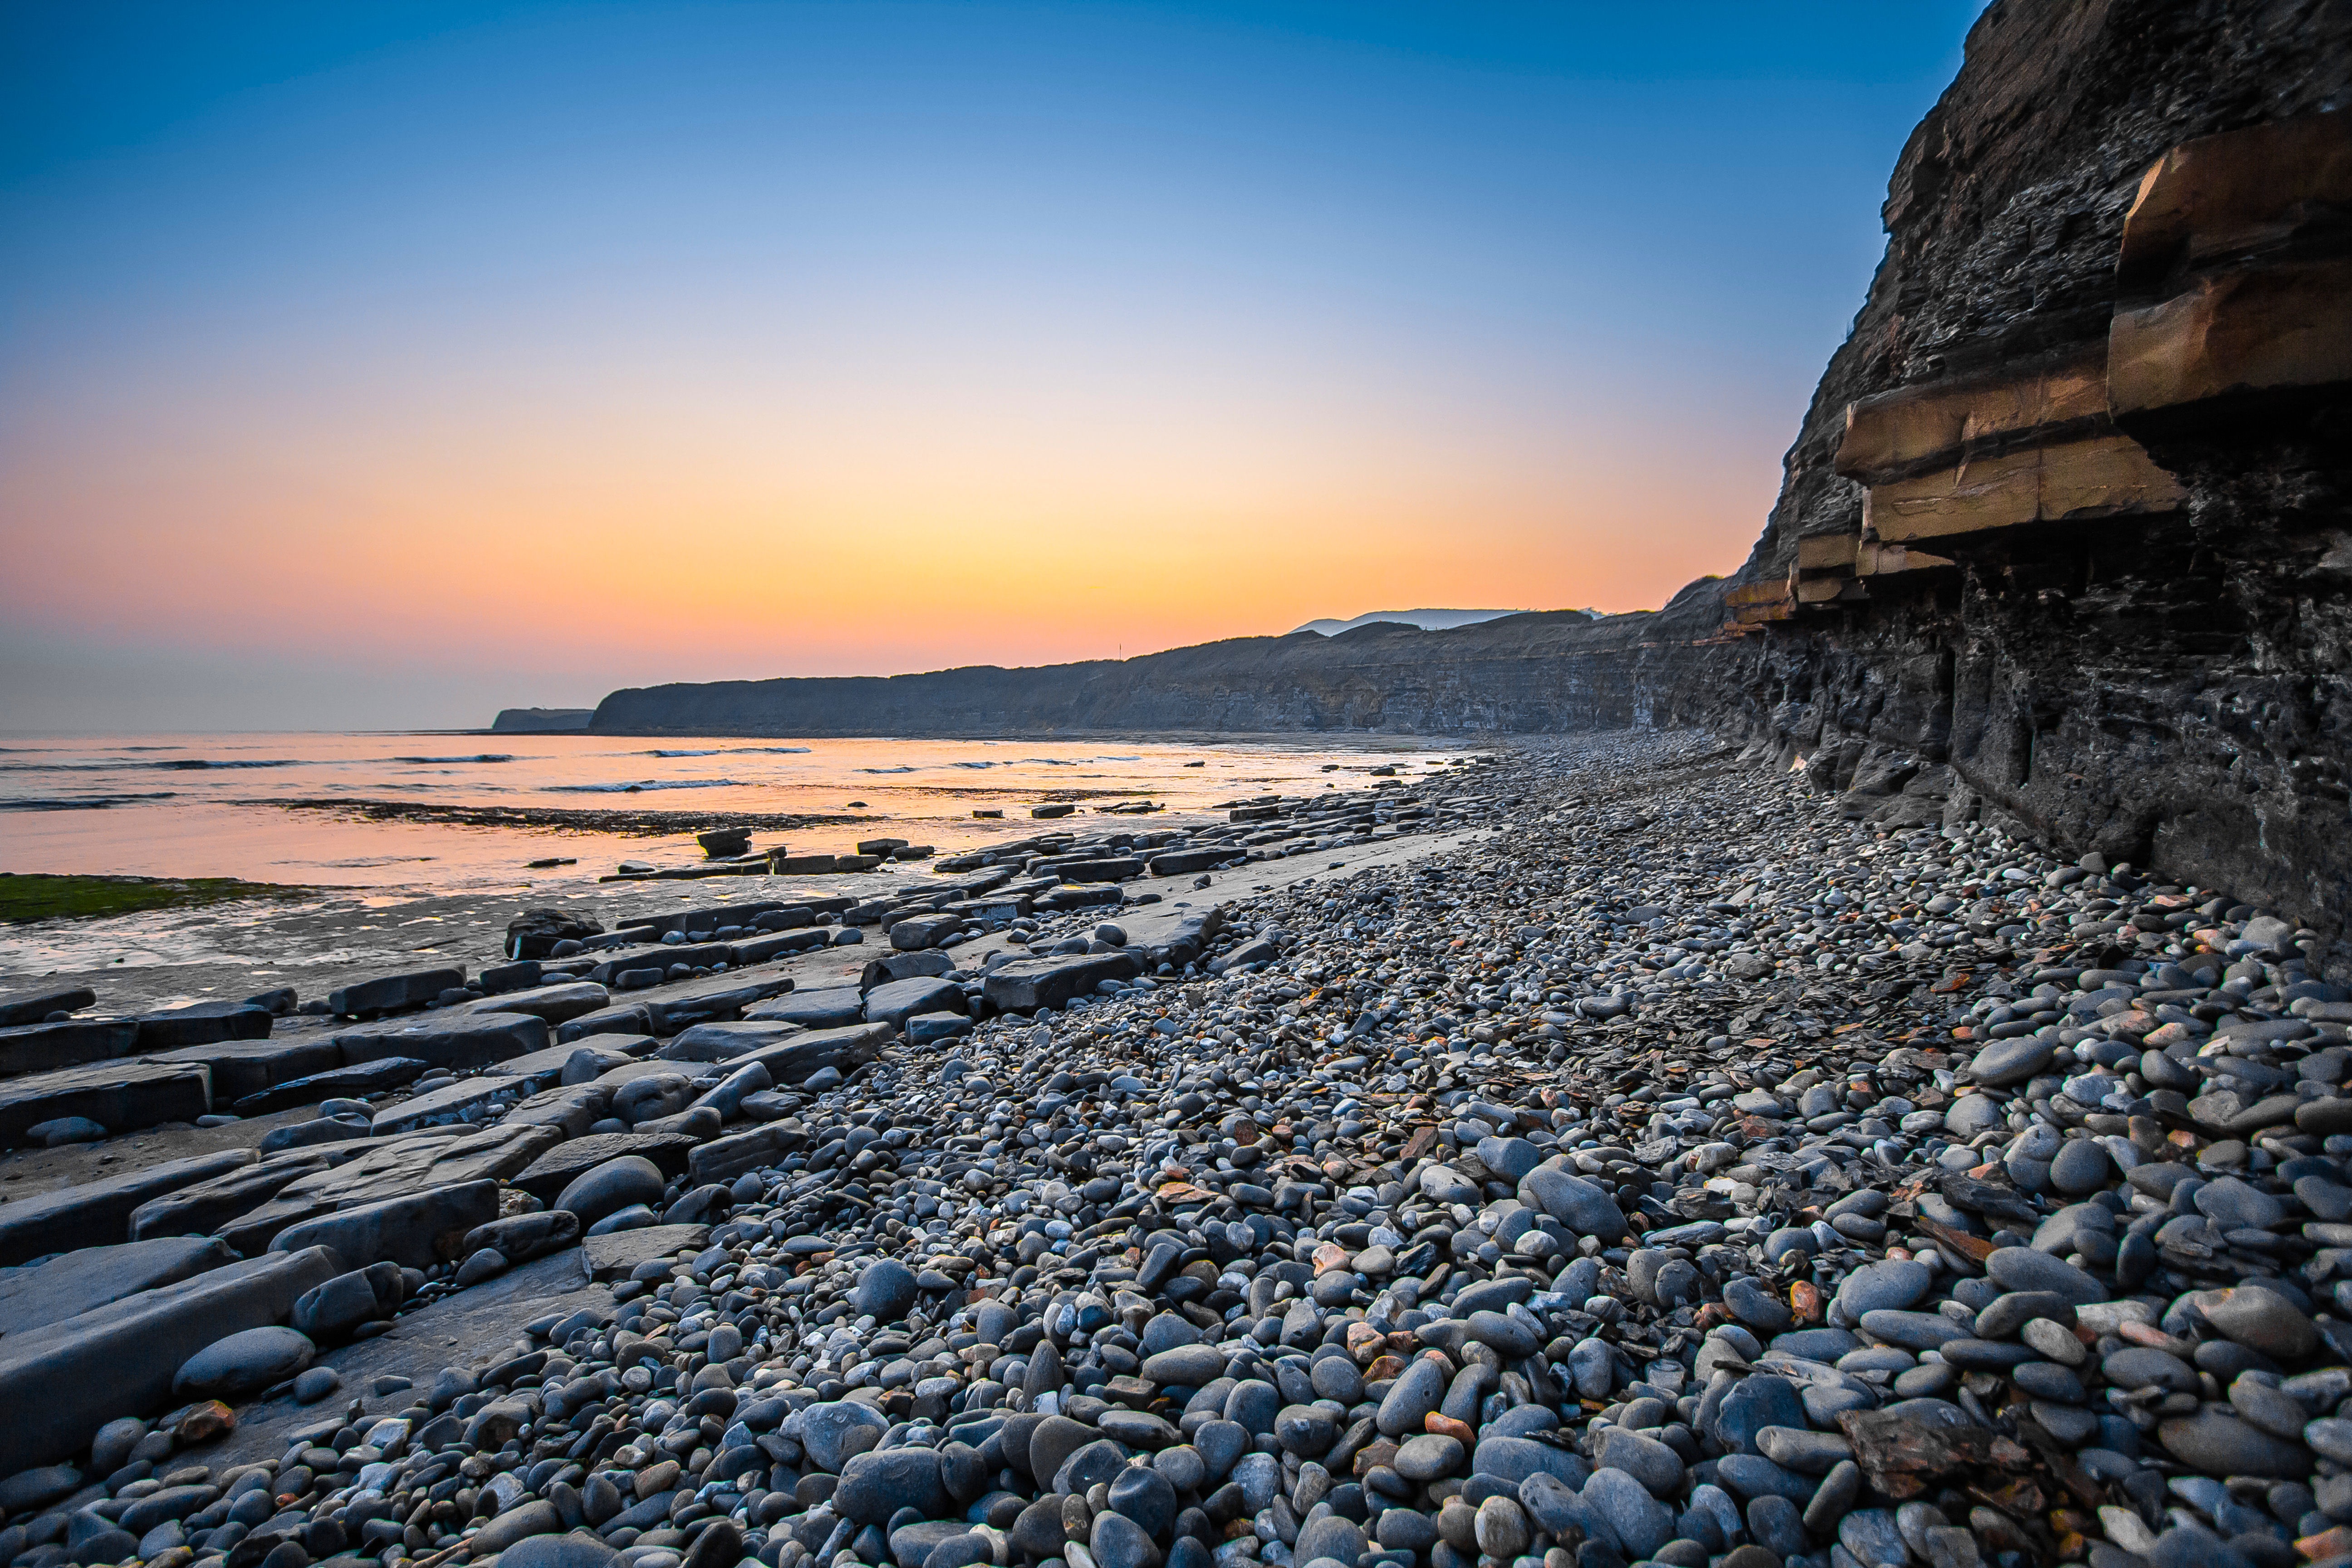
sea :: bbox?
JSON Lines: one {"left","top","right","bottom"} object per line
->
{"left": 0, "top": 732, "right": 1469, "bottom": 896}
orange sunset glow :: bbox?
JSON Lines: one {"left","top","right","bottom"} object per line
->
{"left": 1, "top": 3, "right": 1978, "bottom": 730}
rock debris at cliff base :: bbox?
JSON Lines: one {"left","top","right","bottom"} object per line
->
{"left": 0, "top": 731, "right": 2348, "bottom": 1568}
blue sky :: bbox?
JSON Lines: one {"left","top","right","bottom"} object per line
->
{"left": 0, "top": 2, "right": 1984, "bottom": 730}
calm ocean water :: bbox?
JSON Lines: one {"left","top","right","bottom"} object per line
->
{"left": 0, "top": 732, "right": 1465, "bottom": 894}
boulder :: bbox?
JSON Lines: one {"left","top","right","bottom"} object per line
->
{"left": 554, "top": 1159, "right": 666, "bottom": 1227}
{"left": 173, "top": 1325, "right": 314, "bottom": 1399}
{"left": 290, "top": 1263, "right": 406, "bottom": 1339}
{"left": 459, "top": 1209, "right": 581, "bottom": 1263}
{"left": 510, "top": 1132, "right": 700, "bottom": 1204}
{"left": 508, "top": 908, "right": 605, "bottom": 960}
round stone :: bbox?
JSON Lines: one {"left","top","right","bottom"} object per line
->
{"left": 1971, "top": 1037, "right": 2055, "bottom": 1088}
{"left": 852, "top": 1258, "right": 920, "bottom": 1323}
{"left": 554, "top": 1156, "right": 666, "bottom": 1226}
{"left": 2048, "top": 1138, "right": 2113, "bottom": 1196}
{"left": 173, "top": 1326, "right": 314, "bottom": 1400}
{"left": 1474, "top": 1497, "right": 1532, "bottom": 1558}
{"left": 2158, "top": 1410, "right": 2314, "bottom": 1479}
{"left": 1394, "top": 1433, "right": 1465, "bottom": 1481}
{"left": 1107, "top": 1465, "right": 1178, "bottom": 1541}
{"left": 293, "top": 1366, "right": 343, "bottom": 1404}
{"left": 1834, "top": 1259, "right": 1931, "bottom": 1320}
{"left": 2202, "top": 1286, "right": 2321, "bottom": 1360}
{"left": 1984, "top": 1247, "right": 2107, "bottom": 1304}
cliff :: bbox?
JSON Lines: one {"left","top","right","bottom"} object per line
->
{"left": 591, "top": 595, "right": 1715, "bottom": 738}
{"left": 1680, "top": 0, "right": 2352, "bottom": 941}
{"left": 491, "top": 707, "right": 595, "bottom": 733}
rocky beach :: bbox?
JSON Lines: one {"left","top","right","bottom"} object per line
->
{"left": 0, "top": 728, "right": 2346, "bottom": 1568}
{"left": 3, "top": 4, "right": 2347, "bottom": 1568}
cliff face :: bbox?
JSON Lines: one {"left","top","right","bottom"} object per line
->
{"left": 592, "top": 593, "right": 1718, "bottom": 738}
{"left": 587, "top": 0, "right": 2352, "bottom": 937}
{"left": 1689, "top": 0, "right": 2352, "bottom": 939}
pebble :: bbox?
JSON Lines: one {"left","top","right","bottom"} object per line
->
{"left": 4, "top": 733, "right": 2349, "bottom": 1568}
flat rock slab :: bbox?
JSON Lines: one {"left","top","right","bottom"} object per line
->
{"left": 270, "top": 1178, "right": 502, "bottom": 1271}
{"left": 129, "top": 1148, "right": 348, "bottom": 1244}
{"left": 0, "top": 1060, "right": 212, "bottom": 1150}
{"left": 745, "top": 988, "right": 867, "bottom": 1029}
{"left": 133, "top": 1001, "right": 273, "bottom": 1051}
{"left": 643, "top": 975, "right": 797, "bottom": 1034}
{"left": 145, "top": 1035, "right": 347, "bottom": 1107}
{"left": 368, "top": 1074, "right": 543, "bottom": 1136}
{"left": 556, "top": 1004, "right": 655, "bottom": 1043}
{"left": 660, "top": 1020, "right": 803, "bottom": 1062}
{"left": 231, "top": 1055, "right": 430, "bottom": 1117}
{"left": 456, "top": 982, "right": 610, "bottom": 1026}
{"left": 220, "top": 1123, "right": 561, "bottom": 1255}
{"left": 580, "top": 1224, "right": 710, "bottom": 1279}
{"left": 0, "top": 1017, "right": 141, "bottom": 1076}
{"left": 497, "top": 1081, "right": 617, "bottom": 1139}
{"left": 720, "top": 1023, "right": 890, "bottom": 1085}
{"left": 0, "top": 1235, "right": 237, "bottom": 1338}
{"left": 328, "top": 968, "right": 466, "bottom": 1018}
{"left": 586, "top": 943, "right": 734, "bottom": 987}
{"left": 331, "top": 1011, "right": 548, "bottom": 1070}
{"left": 510, "top": 1132, "right": 701, "bottom": 1203}
{"left": 0, "top": 986, "right": 96, "bottom": 1030}
{"left": 0, "top": 1147, "right": 256, "bottom": 1266}
{"left": 505, "top": 1037, "right": 655, "bottom": 1082}
{"left": 863, "top": 977, "right": 965, "bottom": 1029}
{"left": 0, "top": 1243, "right": 339, "bottom": 1476}
{"left": 731, "top": 929, "right": 830, "bottom": 965}
{"left": 981, "top": 952, "right": 1144, "bottom": 1013}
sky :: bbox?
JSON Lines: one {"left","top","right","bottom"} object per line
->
{"left": 0, "top": 1, "right": 1984, "bottom": 731}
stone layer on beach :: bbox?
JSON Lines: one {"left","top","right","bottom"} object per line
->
{"left": 0, "top": 731, "right": 2344, "bottom": 1568}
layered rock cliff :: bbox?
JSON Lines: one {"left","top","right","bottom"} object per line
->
{"left": 588, "top": 0, "right": 2352, "bottom": 937}
{"left": 591, "top": 593, "right": 1715, "bottom": 739}
{"left": 1686, "top": 0, "right": 2352, "bottom": 940}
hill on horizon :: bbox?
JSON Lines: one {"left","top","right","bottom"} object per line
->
{"left": 1290, "top": 607, "right": 1568, "bottom": 637}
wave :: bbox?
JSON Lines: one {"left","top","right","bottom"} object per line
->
{"left": 0, "top": 792, "right": 179, "bottom": 811}
{"left": 640, "top": 745, "right": 811, "bottom": 758}
{"left": 393, "top": 754, "right": 515, "bottom": 764}
{"left": 857, "top": 766, "right": 917, "bottom": 774}
{"left": 545, "top": 778, "right": 750, "bottom": 793}
{"left": 0, "top": 758, "right": 309, "bottom": 773}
